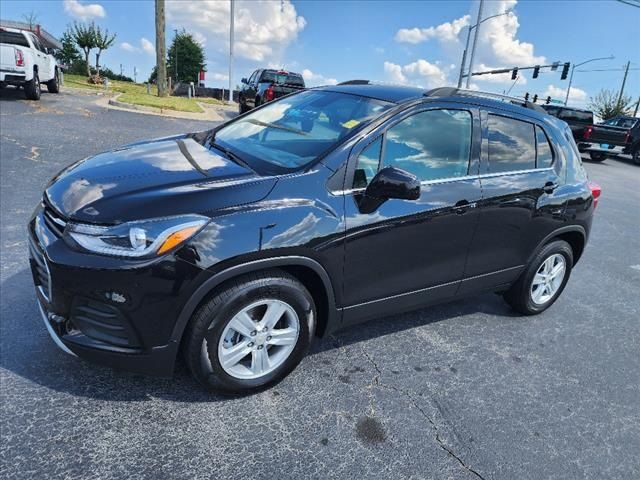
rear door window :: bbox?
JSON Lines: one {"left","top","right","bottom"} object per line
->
{"left": 536, "top": 126, "right": 554, "bottom": 168}
{"left": 487, "top": 115, "right": 536, "bottom": 173}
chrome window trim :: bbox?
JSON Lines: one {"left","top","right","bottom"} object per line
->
{"left": 336, "top": 167, "right": 554, "bottom": 196}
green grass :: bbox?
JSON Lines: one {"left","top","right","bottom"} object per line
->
{"left": 63, "top": 74, "right": 226, "bottom": 113}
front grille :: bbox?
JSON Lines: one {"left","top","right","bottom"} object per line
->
{"left": 28, "top": 234, "right": 51, "bottom": 302}
{"left": 43, "top": 202, "right": 67, "bottom": 237}
{"left": 70, "top": 299, "right": 141, "bottom": 348}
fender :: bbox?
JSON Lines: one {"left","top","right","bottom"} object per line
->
{"left": 526, "top": 225, "right": 587, "bottom": 265}
{"left": 169, "top": 255, "right": 340, "bottom": 344}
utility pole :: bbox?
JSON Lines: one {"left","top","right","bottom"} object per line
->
{"left": 466, "top": 0, "right": 484, "bottom": 89}
{"left": 155, "top": 0, "right": 168, "bottom": 97}
{"left": 634, "top": 96, "right": 640, "bottom": 117}
{"left": 616, "top": 60, "right": 630, "bottom": 108}
{"left": 120, "top": 63, "right": 123, "bottom": 76}
{"left": 174, "top": 29, "right": 178, "bottom": 83}
{"left": 229, "top": 0, "right": 235, "bottom": 103}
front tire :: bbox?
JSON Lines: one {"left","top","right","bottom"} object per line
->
{"left": 46, "top": 68, "right": 60, "bottom": 93}
{"left": 183, "top": 271, "right": 316, "bottom": 394}
{"left": 503, "top": 240, "right": 573, "bottom": 315}
{"left": 24, "top": 71, "right": 41, "bottom": 100}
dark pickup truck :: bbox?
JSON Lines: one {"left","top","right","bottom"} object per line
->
{"left": 583, "top": 116, "right": 640, "bottom": 164}
{"left": 238, "top": 69, "right": 305, "bottom": 113}
{"left": 542, "top": 105, "right": 593, "bottom": 149}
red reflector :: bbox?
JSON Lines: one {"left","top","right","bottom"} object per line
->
{"left": 588, "top": 181, "right": 601, "bottom": 209}
{"left": 265, "top": 85, "right": 274, "bottom": 102}
{"left": 624, "top": 131, "right": 631, "bottom": 144}
{"left": 584, "top": 125, "right": 593, "bottom": 140}
{"left": 15, "top": 49, "right": 24, "bottom": 67}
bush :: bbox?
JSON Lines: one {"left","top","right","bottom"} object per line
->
{"left": 63, "top": 60, "right": 134, "bottom": 83}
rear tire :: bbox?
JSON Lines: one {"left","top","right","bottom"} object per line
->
{"left": 589, "top": 152, "right": 606, "bottom": 162}
{"left": 24, "top": 71, "right": 40, "bottom": 100}
{"left": 183, "top": 271, "right": 316, "bottom": 394}
{"left": 503, "top": 240, "right": 573, "bottom": 315}
{"left": 46, "top": 69, "right": 60, "bottom": 93}
{"left": 632, "top": 147, "right": 640, "bottom": 165}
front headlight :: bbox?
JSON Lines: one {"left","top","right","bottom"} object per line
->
{"left": 65, "top": 215, "right": 209, "bottom": 258}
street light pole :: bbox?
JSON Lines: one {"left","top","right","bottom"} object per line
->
{"left": 228, "top": 0, "right": 235, "bottom": 103}
{"left": 466, "top": 0, "right": 484, "bottom": 89}
{"left": 174, "top": 29, "right": 178, "bottom": 83}
{"left": 564, "top": 55, "right": 614, "bottom": 106}
{"left": 458, "top": 8, "right": 512, "bottom": 88}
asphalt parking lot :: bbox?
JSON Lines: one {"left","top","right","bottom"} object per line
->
{"left": 1, "top": 89, "right": 639, "bottom": 479}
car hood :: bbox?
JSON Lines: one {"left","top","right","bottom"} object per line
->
{"left": 45, "top": 135, "right": 277, "bottom": 224}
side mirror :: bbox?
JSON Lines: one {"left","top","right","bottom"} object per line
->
{"left": 365, "top": 166, "right": 420, "bottom": 201}
{"left": 241, "top": 77, "right": 248, "bottom": 84}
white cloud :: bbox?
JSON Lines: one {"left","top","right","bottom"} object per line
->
{"left": 544, "top": 84, "right": 587, "bottom": 103}
{"left": 209, "top": 72, "right": 229, "bottom": 82}
{"left": 301, "top": 69, "right": 337, "bottom": 86}
{"left": 384, "top": 60, "right": 450, "bottom": 89}
{"left": 63, "top": 0, "right": 106, "bottom": 21}
{"left": 166, "top": 0, "right": 306, "bottom": 62}
{"left": 395, "top": 15, "right": 470, "bottom": 44}
{"left": 120, "top": 42, "right": 136, "bottom": 52}
{"left": 140, "top": 38, "right": 155, "bottom": 56}
{"left": 384, "top": 61, "right": 407, "bottom": 84}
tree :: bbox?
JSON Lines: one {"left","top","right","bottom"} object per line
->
{"left": 56, "top": 29, "right": 81, "bottom": 67}
{"left": 22, "top": 11, "right": 39, "bottom": 30}
{"left": 72, "top": 22, "right": 97, "bottom": 78}
{"left": 588, "top": 89, "right": 634, "bottom": 120}
{"left": 166, "top": 30, "right": 206, "bottom": 84}
{"left": 93, "top": 25, "right": 116, "bottom": 77}
{"left": 155, "top": 0, "right": 168, "bottom": 97}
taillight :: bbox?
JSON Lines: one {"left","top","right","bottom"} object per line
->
{"left": 265, "top": 85, "right": 274, "bottom": 102}
{"left": 15, "top": 49, "right": 24, "bottom": 67}
{"left": 588, "top": 181, "right": 601, "bottom": 210}
{"left": 584, "top": 125, "right": 593, "bottom": 140}
{"left": 624, "top": 130, "right": 631, "bottom": 144}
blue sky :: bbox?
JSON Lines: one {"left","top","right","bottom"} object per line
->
{"left": 2, "top": 0, "right": 639, "bottom": 108}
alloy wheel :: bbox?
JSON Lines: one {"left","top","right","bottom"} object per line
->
{"left": 211, "top": 299, "right": 300, "bottom": 379}
{"left": 530, "top": 253, "right": 566, "bottom": 305}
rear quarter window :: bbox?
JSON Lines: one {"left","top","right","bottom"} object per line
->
{"left": 0, "top": 31, "right": 29, "bottom": 47}
{"left": 488, "top": 115, "right": 536, "bottom": 172}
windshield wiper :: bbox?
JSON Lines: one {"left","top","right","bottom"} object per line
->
{"left": 210, "top": 141, "right": 254, "bottom": 171}
{"left": 242, "top": 118, "right": 309, "bottom": 136}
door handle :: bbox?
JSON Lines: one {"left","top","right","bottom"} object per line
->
{"left": 543, "top": 181, "right": 559, "bottom": 193}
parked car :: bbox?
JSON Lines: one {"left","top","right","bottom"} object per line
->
{"left": 0, "top": 27, "right": 59, "bottom": 100}
{"left": 29, "top": 84, "right": 600, "bottom": 394}
{"left": 541, "top": 105, "right": 593, "bottom": 151}
{"left": 583, "top": 116, "right": 640, "bottom": 164}
{"left": 238, "top": 68, "right": 305, "bottom": 113}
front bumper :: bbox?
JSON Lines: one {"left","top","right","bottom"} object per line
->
{"left": 28, "top": 204, "right": 208, "bottom": 376}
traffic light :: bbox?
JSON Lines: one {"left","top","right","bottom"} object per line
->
{"left": 560, "top": 62, "right": 570, "bottom": 80}
{"left": 524, "top": 92, "right": 529, "bottom": 102}
{"left": 511, "top": 68, "right": 518, "bottom": 80}
{"left": 532, "top": 65, "right": 540, "bottom": 79}
{"left": 533, "top": 94, "right": 538, "bottom": 103}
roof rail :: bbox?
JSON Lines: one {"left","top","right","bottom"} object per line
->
{"left": 338, "top": 79, "right": 371, "bottom": 85}
{"left": 425, "top": 87, "right": 546, "bottom": 114}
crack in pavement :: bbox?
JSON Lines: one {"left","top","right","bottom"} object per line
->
{"left": 360, "top": 345, "right": 487, "bottom": 480}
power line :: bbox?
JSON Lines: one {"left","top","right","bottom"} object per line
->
{"left": 616, "top": 0, "right": 640, "bottom": 7}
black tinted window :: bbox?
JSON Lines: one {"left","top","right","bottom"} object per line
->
{"left": 354, "top": 137, "right": 382, "bottom": 188}
{"left": 0, "top": 31, "right": 29, "bottom": 47}
{"left": 536, "top": 126, "right": 553, "bottom": 168}
{"left": 558, "top": 109, "right": 592, "bottom": 124}
{"left": 488, "top": 115, "right": 536, "bottom": 172}
{"left": 261, "top": 71, "right": 305, "bottom": 86}
{"left": 383, "top": 109, "right": 472, "bottom": 181}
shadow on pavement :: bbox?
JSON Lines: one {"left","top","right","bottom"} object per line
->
{"left": 1, "top": 267, "right": 516, "bottom": 403}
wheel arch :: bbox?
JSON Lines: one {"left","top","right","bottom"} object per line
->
{"left": 528, "top": 225, "right": 587, "bottom": 266}
{"left": 170, "top": 256, "right": 339, "bottom": 346}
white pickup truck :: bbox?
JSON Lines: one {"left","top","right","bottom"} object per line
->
{"left": 0, "top": 27, "right": 59, "bottom": 100}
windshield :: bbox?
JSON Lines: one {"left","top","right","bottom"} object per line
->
{"left": 212, "top": 90, "right": 393, "bottom": 173}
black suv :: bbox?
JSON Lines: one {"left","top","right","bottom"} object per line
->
{"left": 29, "top": 84, "right": 600, "bottom": 393}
